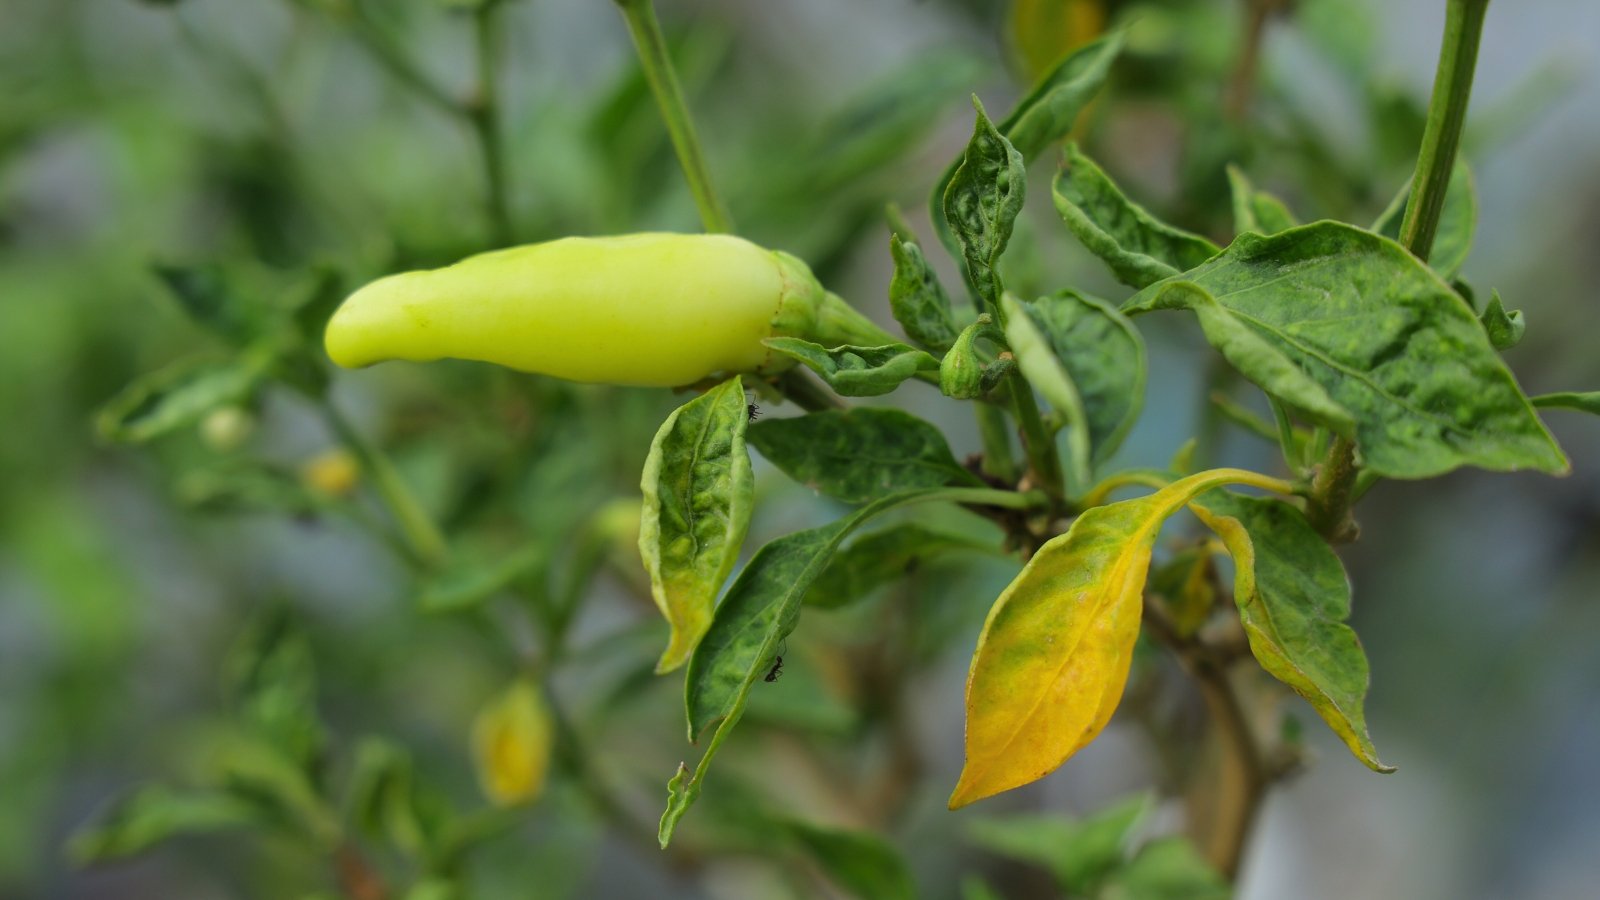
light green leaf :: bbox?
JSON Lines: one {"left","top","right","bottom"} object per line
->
{"left": 96, "top": 352, "right": 269, "bottom": 444}
{"left": 1053, "top": 143, "right": 1220, "bottom": 288}
{"left": 1532, "top": 392, "right": 1600, "bottom": 416}
{"left": 1188, "top": 491, "right": 1390, "bottom": 771}
{"left": 748, "top": 408, "right": 980, "bottom": 504}
{"left": 640, "top": 377, "right": 754, "bottom": 673}
{"left": 1226, "top": 164, "right": 1299, "bottom": 236}
{"left": 1002, "top": 293, "right": 1092, "bottom": 491}
{"left": 943, "top": 98, "right": 1026, "bottom": 310}
{"left": 762, "top": 338, "right": 938, "bottom": 397}
{"left": 967, "top": 794, "right": 1151, "bottom": 894}
{"left": 783, "top": 820, "right": 915, "bottom": 900}
{"left": 1373, "top": 160, "right": 1477, "bottom": 280}
{"left": 347, "top": 739, "right": 441, "bottom": 858}
{"left": 889, "top": 233, "right": 960, "bottom": 352}
{"left": 806, "top": 524, "right": 997, "bottom": 609}
{"left": 70, "top": 785, "right": 257, "bottom": 863}
{"left": 1480, "top": 290, "right": 1525, "bottom": 350}
{"left": 1021, "top": 289, "right": 1147, "bottom": 463}
{"left": 1100, "top": 837, "right": 1230, "bottom": 900}
{"left": 1126, "top": 223, "right": 1567, "bottom": 479}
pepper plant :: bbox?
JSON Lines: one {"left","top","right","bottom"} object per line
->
{"left": 74, "top": 0, "right": 1600, "bottom": 896}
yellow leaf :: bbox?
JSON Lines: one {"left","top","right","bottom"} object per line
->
{"left": 951, "top": 468, "right": 1292, "bottom": 808}
{"left": 471, "top": 679, "right": 553, "bottom": 807}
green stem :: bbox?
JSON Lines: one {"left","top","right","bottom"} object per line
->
{"left": 468, "top": 0, "right": 513, "bottom": 245}
{"left": 614, "top": 0, "right": 733, "bottom": 233}
{"left": 1399, "top": 0, "right": 1490, "bottom": 261}
{"left": 1308, "top": 0, "right": 1489, "bottom": 541}
{"left": 974, "top": 402, "right": 1019, "bottom": 483}
{"left": 773, "top": 368, "right": 845, "bottom": 412}
{"left": 322, "top": 402, "right": 449, "bottom": 568}
{"left": 1006, "top": 375, "right": 1067, "bottom": 507}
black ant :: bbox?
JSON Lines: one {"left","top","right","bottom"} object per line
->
{"left": 764, "top": 639, "right": 786, "bottom": 682}
{"left": 747, "top": 402, "right": 761, "bottom": 422}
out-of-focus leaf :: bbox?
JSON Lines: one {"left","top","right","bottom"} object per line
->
{"left": 782, "top": 820, "right": 915, "bottom": 900}
{"left": 764, "top": 339, "right": 937, "bottom": 398}
{"left": 806, "top": 523, "right": 997, "bottom": 609}
{"left": 1372, "top": 160, "right": 1477, "bottom": 281}
{"left": 1148, "top": 546, "right": 1217, "bottom": 639}
{"left": 1188, "top": 491, "right": 1390, "bottom": 771}
{"left": 1126, "top": 223, "right": 1566, "bottom": 479}
{"left": 1053, "top": 143, "right": 1220, "bottom": 288}
{"left": 224, "top": 607, "right": 324, "bottom": 774}
{"left": 1099, "top": 837, "right": 1230, "bottom": 900}
{"left": 1226, "top": 165, "right": 1298, "bottom": 236}
{"left": 639, "top": 377, "right": 754, "bottom": 672}
{"left": 1479, "top": 290, "right": 1525, "bottom": 351}
{"left": 347, "top": 739, "right": 449, "bottom": 859}
{"left": 96, "top": 352, "right": 270, "bottom": 444}
{"left": 1008, "top": 0, "right": 1107, "bottom": 82}
{"left": 69, "top": 785, "right": 256, "bottom": 863}
{"left": 1002, "top": 293, "right": 1091, "bottom": 490}
{"left": 1021, "top": 289, "right": 1146, "bottom": 464}
{"left": 889, "top": 234, "right": 959, "bottom": 352}
{"left": 289, "top": 266, "right": 344, "bottom": 343}
{"left": 471, "top": 679, "right": 554, "bottom": 807}
{"left": 1532, "top": 392, "right": 1600, "bottom": 416}
{"left": 967, "top": 794, "right": 1150, "bottom": 893}
{"left": 415, "top": 544, "right": 545, "bottom": 614}
{"left": 952, "top": 468, "right": 1286, "bottom": 807}
{"left": 943, "top": 99, "right": 1026, "bottom": 310}
{"left": 153, "top": 264, "right": 261, "bottom": 345}
{"left": 748, "top": 408, "right": 979, "bottom": 504}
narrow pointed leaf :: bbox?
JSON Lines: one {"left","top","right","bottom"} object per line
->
{"left": 1021, "top": 289, "right": 1147, "bottom": 463}
{"left": 889, "top": 234, "right": 959, "bottom": 351}
{"left": 97, "top": 353, "right": 269, "bottom": 444}
{"left": 70, "top": 786, "right": 257, "bottom": 863}
{"left": 1373, "top": 160, "right": 1476, "bottom": 280}
{"left": 640, "top": 377, "right": 754, "bottom": 672}
{"left": 762, "top": 338, "right": 937, "bottom": 397}
{"left": 1126, "top": 223, "right": 1567, "bottom": 479}
{"left": 1188, "top": 491, "right": 1391, "bottom": 772}
{"left": 1002, "top": 293, "right": 1092, "bottom": 490}
{"left": 1053, "top": 143, "right": 1220, "bottom": 288}
{"left": 748, "top": 408, "right": 980, "bottom": 504}
{"left": 1226, "top": 165, "right": 1298, "bottom": 236}
{"left": 943, "top": 99, "right": 1026, "bottom": 310}
{"left": 952, "top": 468, "right": 1289, "bottom": 808}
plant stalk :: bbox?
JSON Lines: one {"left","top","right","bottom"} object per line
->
{"left": 1006, "top": 375, "right": 1067, "bottom": 508}
{"left": 614, "top": 0, "right": 734, "bottom": 233}
{"left": 468, "top": 0, "right": 514, "bottom": 245}
{"left": 322, "top": 403, "right": 449, "bottom": 568}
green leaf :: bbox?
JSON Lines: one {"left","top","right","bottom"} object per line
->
{"left": 661, "top": 488, "right": 980, "bottom": 846}
{"left": 70, "top": 785, "right": 257, "bottom": 863}
{"left": 347, "top": 739, "right": 441, "bottom": 859}
{"left": 782, "top": 820, "right": 915, "bottom": 900}
{"left": 1532, "top": 392, "right": 1600, "bottom": 416}
{"left": 1053, "top": 143, "right": 1220, "bottom": 288}
{"left": 1099, "top": 837, "right": 1230, "bottom": 900}
{"left": 806, "top": 524, "right": 996, "bottom": 609}
{"left": 748, "top": 408, "right": 979, "bottom": 504}
{"left": 415, "top": 544, "right": 545, "bottom": 614}
{"left": 153, "top": 264, "right": 260, "bottom": 345}
{"left": 1373, "top": 160, "right": 1477, "bottom": 280}
{"left": 762, "top": 338, "right": 938, "bottom": 397}
{"left": 889, "top": 234, "right": 959, "bottom": 351}
{"left": 943, "top": 98, "right": 1026, "bottom": 310}
{"left": 1480, "top": 290, "right": 1525, "bottom": 351}
{"left": 224, "top": 606, "right": 325, "bottom": 773}
{"left": 289, "top": 266, "right": 345, "bottom": 343}
{"left": 930, "top": 31, "right": 1125, "bottom": 256}
{"left": 1188, "top": 491, "right": 1391, "bottom": 771}
{"left": 1226, "top": 164, "right": 1298, "bottom": 236}
{"left": 1127, "top": 223, "right": 1567, "bottom": 479}
{"left": 1020, "top": 289, "right": 1147, "bottom": 463}
{"left": 96, "top": 352, "right": 270, "bottom": 444}
{"left": 967, "top": 794, "right": 1150, "bottom": 894}
{"left": 1001, "top": 293, "right": 1092, "bottom": 491}
{"left": 640, "top": 377, "right": 755, "bottom": 673}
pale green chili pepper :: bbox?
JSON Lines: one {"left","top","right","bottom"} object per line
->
{"left": 325, "top": 233, "right": 892, "bottom": 387}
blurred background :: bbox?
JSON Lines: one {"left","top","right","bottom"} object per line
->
{"left": 2, "top": 0, "right": 1598, "bottom": 897}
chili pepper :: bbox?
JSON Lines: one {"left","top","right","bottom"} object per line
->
{"left": 325, "top": 233, "right": 893, "bottom": 387}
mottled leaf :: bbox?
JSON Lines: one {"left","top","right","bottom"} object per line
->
{"left": 1127, "top": 223, "right": 1566, "bottom": 479}
{"left": 1053, "top": 143, "right": 1220, "bottom": 288}
{"left": 69, "top": 785, "right": 257, "bottom": 863}
{"left": 471, "top": 679, "right": 554, "bottom": 806}
{"left": 967, "top": 794, "right": 1150, "bottom": 893}
{"left": 953, "top": 468, "right": 1289, "bottom": 807}
{"left": 1480, "top": 290, "right": 1525, "bottom": 350}
{"left": 1188, "top": 491, "right": 1390, "bottom": 771}
{"left": 1373, "top": 160, "right": 1476, "bottom": 280}
{"left": 1532, "top": 392, "right": 1600, "bottom": 416}
{"left": 943, "top": 99, "right": 1026, "bottom": 309}
{"left": 640, "top": 377, "right": 754, "bottom": 672}
{"left": 1002, "top": 293, "right": 1092, "bottom": 490}
{"left": 96, "top": 352, "right": 269, "bottom": 444}
{"left": 806, "top": 524, "right": 996, "bottom": 609}
{"left": 889, "top": 233, "right": 959, "bottom": 351}
{"left": 748, "top": 408, "right": 979, "bottom": 504}
{"left": 1226, "top": 164, "right": 1298, "bottom": 236}
{"left": 783, "top": 820, "right": 915, "bottom": 900}
{"left": 762, "top": 338, "right": 937, "bottom": 398}
{"left": 1022, "top": 289, "right": 1147, "bottom": 463}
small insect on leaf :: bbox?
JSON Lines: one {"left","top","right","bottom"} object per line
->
{"left": 764, "top": 640, "right": 787, "bottom": 683}
{"left": 748, "top": 402, "right": 761, "bottom": 421}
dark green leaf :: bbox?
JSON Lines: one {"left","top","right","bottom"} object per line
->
{"left": 289, "top": 266, "right": 345, "bottom": 343}
{"left": 748, "top": 408, "right": 978, "bottom": 504}
{"left": 967, "top": 794, "right": 1150, "bottom": 894}
{"left": 154, "top": 264, "right": 260, "bottom": 345}
{"left": 1022, "top": 290, "right": 1146, "bottom": 463}
{"left": 783, "top": 820, "right": 915, "bottom": 900}
{"left": 640, "top": 377, "right": 754, "bottom": 672}
{"left": 1532, "top": 392, "right": 1600, "bottom": 416}
{"left": 1373, "top": 160, "right": 1477, "bottom": 281}
{"left": 70, "top": 785, "right": 257, "bottom": 863}
{"left": 1099, "top": 837, "right": 1230, "bottom": 900}
{"left": 1480, "top": 290, "right": 1525, "bottom": 350}
{"left": 763, "top": 338, "right": 937, "bottom": 398}
{"left": 96, "top": 352, "right": 270, "bottom": 444}
{"left": 224, "top": 606, "right": 325, "bottom": 773}
{"left": 943, "top": 99, "right": 1026, "bottom": 309}
{"left": 1189, "top": 491, "right": 1389, "bottom": 771}
{"left": 1053, "top": 143, "right": 1220, "bottom": 288}
{"left": 1127, "top": 223, "right": 1567, "bottom": 479}
{"left": 806, "top": 524, "right": 996, "bottom": 609}
{"left": 1226, "top": 165, "right": 1298, "bottom": 236}
{"left": 889, "top": 234, "right": 959, "bottom": 351}
{"left": 930, "top": 31, "right": 1124, "bottom": 256}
